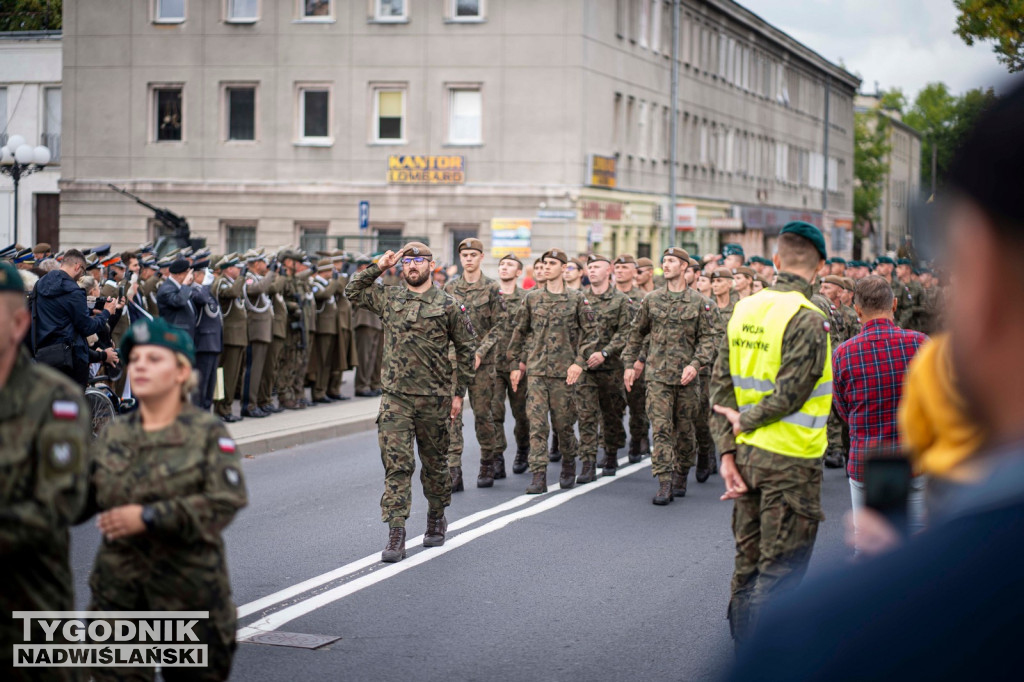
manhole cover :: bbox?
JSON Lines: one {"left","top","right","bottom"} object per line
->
{"left": 246, "top": 632, "right": 342, "bottom": 649}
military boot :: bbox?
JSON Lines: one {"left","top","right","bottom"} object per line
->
{"left": 672, "top": 470, "right": 688, "bottom": 497}
{"left": 423, "top": 514, "right": 447, "bottom": 548}
{"left": 652, "top": 476, "right": 674, "bottom": 505}
{"left": 823, "top": 450, "right": 845, "bottom": 469}
{"left": 601, "top": 449, "right": 618, "bottom": 477}
{"left": 381, "top": 527, "right": 407, "bottom": 563}
{"left": 695, "top": 451, "right": 711, "bottom": 483}
{"left": 477, "top": 461, "right": 495, "bottom": 488}
{"left": 450, "top": 466, "right": 464, "bottom": 493}
{"left": 549, "top": 433, "right": 561, "bottom": 462}
{"left": 628, "top": 439, "right": 642, "bottom": 463}
{"left": 559, "top": 458, "right": 576, "bottom": 489}
{"left": 710, "top": 453, "right": 719, "bottom": 475}
{"left": 577, "top": 461, "right": 597, "bottom": 484}
{"left": 512, "top": 447, "right": 529, "bottom": 474}
{"left": 526, "top": 470, "right": 547, "bottom": 494}
{"left": 640, "top": 436, "right": 651, "bottom": 455}
{"left": 493, "top": 455, "right": 507, "bottom": 480}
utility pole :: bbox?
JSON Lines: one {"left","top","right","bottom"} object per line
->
{"left": 667, "top": 0, "right": 680, "bottom": 250}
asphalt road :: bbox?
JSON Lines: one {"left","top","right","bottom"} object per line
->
{"left": 69, "top": 405, "right": 855, "bottom": 681}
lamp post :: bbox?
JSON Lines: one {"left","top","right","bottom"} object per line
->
{"left": 1, "top": 134, "right": 51, "bottom": 243}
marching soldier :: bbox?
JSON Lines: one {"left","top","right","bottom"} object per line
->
{"left": 492, "top": 254, "right": 531, "bottom": 474}
{"left": 686, "top": 259, "right": 724, "bottom": 483}
{"left": 242, "top": 250, "right": 277, "bottom": 418}
{"left": 613, "top": 254, "right": 651, "bottom": 461}
{"left": 213, "top": 255, "right": 247, "bottom": 422}
{"left": 711, "top": 268, "right": 736, "bottom": 320}
{"left": 820, "top": 275, "right": 854, "bottom": 469}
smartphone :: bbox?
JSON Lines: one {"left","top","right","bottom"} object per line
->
{"left": 864, "top": 456, "right": 912, "bottom": 535}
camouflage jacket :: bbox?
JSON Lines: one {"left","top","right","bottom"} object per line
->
{"left": 841, "top": 303, "right": 862, "bottom": 338}
{"left": 0, "top": 350, "right": 90, "bottom": 624}
{"left": 507, "top": 287, "right": 599, "bottom": 377}
{"left": 444, "top": 274, "right": 508, "bottom": 365}
{"left": 346, "top": 263, "right": 477, "bottom": 397}
{"left": 696, "top": 292, "right": 725, "bottom": 373}
{"left": 491, "top": 285, "right": 526, "bottom": 369}
{"left": 622, "top": 287, "right": 717, "bottom": 384}
{"left": 583, "top": 285, "right": 633, "bottom": 372}
{"left": 710, "top": 272, "right": 830, "bottom": 463}
{"left": 889, "top": 277, "right": 918, "bottom": 330}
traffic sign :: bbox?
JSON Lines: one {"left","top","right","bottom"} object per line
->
{"left": 358, "top": 201, "right": 369, "bottom": 231}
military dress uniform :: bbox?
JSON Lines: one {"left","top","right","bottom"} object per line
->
{"left": 353, "top": 268, "right": 385, "bottom": 396}
{"left": 241, "top": 260, "right": 276, "bottom": 416}
{"left": 345, "top": 251, "right": 476, "bottom": 563}
{"left": 259, "top": 267, "right": 289, "bottom": 412}
{"left": 309, "top": 265, "right": 343, "bottom": 402}
{"left": 192, "top": 279, "right": 223, "bottom": 411}
{"left": 327, "top": 265, "right": 357, "bottom": 399}
{"left": 1, "top": 348, "right": 91, "bottom": 682}
{"left": 507, "top": 256, "right": 599, "bottom": 493}
{"left": 213, "top": 265, "right": 247, "bottom": 421}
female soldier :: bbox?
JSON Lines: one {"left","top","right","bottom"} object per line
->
{"left": 84, "top": 318, "right": 247, "bottom": 681}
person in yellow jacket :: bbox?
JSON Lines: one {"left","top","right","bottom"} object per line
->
{"left": 711, "top": 221, "right": 832, "bottom": 644}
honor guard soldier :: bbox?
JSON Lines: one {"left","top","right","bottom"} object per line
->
{"left": 309, "top": 258, "right": 344, "bottom": 403}
{"left": 213, "top": 255, "right": 247, "bottom": 422}
{"left": 242, "top": 249, "right": 277, "bottom": 418}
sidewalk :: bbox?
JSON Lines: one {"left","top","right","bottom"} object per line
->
{"left": 228, "top": 393, "right": 381, "bottom": 456}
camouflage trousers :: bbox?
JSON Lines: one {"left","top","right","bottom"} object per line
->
{"left": 447, "top": 362, "right": 498, "bottom": 468}
{"left": 378, "top": 391, "right": 452, "bottom": 528}
{"left": 493, "top": 368, "right": 529, "bottom": 454}
{"left": 826, "top": 406, "right": 849, "bottom": 454}
{"left": 278, "top": 331, "right": 309, "bottom": 403}
{"left": 626, "top": 371, "right": 649, "bottom": 446}
{"left": 526, "top": 376, "right": 578, "bottom": 473}
{"left": 575, "top": 375, "right": 601, "bottom": 463}
{"left": 645, "top": 379, "right": 700, "bottom": 479}
{"left": 728, "top": 447, "right": 824, "bottom": 643}
{"left": 695, "top": 368, "right": 715, "bottom": 460}
{"left": 575, "top": 370, "right": 626, "bottom": 462}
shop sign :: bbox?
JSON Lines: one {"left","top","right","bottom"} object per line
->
{"left": 387, "top": 155, "right": 465, "bottom": 184}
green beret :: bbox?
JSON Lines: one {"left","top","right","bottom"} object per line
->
{"left": 120, "top": 318, "right": 196, "bottom": 366}
{"left": 722, "top": 243, "right": 745, "bottom": 257}
{"left": 875, "top": 255, "right": 896, "bottom": 266}
{"left": 780, "top": 221, "right": 827, "bottom": 260}
{"left": 896, "top": 258, "right": 912, "bottom": 266}
{"left": 831, "top": 257, "right": 847, "bottom": 265}
{"left": 0, "top": 261, "right": 25, "bottom": 293}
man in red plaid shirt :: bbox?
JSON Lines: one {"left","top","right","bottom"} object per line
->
{"left": 832, "top": 275, "right": 929, "bottom": 537}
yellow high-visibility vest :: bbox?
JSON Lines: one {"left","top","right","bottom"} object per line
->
{"left": 727, "top": 290, "right": 832, "bottom": 458}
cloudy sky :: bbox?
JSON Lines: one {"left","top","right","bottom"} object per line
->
{"left": 739, "top": 0, "right": 1014, "bottom": 99}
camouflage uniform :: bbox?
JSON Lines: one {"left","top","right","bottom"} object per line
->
{"left": 695, "top": 294, "right": 725, "bottom": 474}
{"left": 578, "top": 285, "right": 632, "bottom": 463}
{"left": 345, "top": 263, "right": 476, "bottom": 528}
{"left": 710, "top": 272, "right": 829, "bottom": 643}
{"left": 86, "top": 406, "right": 248, "bottom": 681}
{"left": 622, "top": 288, "right": 717, "bottom": 482}
{"left": 259, "top": 272, "right": 289, "bottom": 409}
{"left": 507, "top": 288, "right": 598, "bottom": 474}
{"left": 1, "top": 350, "right": 91, "bottom": 682}
{"left": 813, "top": 294, "right": 851, "bottom": 467}
{"left": 491, "top": 286, "right": 530, "bottom": 456}
{"left": 890, "top": 277, "right": 917, "bottom": 330}
{"left": 900, "top": 278, "right": 927, "bottom": 332}
{"left": 279, "top": 272, "right": 313, "bottom": 405}
{"left": 444, "top": 275, "right": 507, "bottom": 468}
{"left": 620, "top": 288, "right": 650, "bottom": 452}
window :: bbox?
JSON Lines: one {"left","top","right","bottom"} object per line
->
{"left": 637, "top": 100, "right": 647, "bottom": 158}
{"left": 301, "top": 0, "right": 331, "bottom": 18}
{"left": 612, "top": 93, "right": 622, "bottom": 152}
{"left": 616, "top": 0, "right": 627, "bottom": 38}
{"left": 625, "top": 96, "right": 635, "bottom": 154}
{"left": 42, "top": 87, "right": 61, "bottom": 161}
{"left": 451, "top": 0, "right": 482, "bottom": 21}
{"left": 375, "top": 226, "right": 404, "bottom": 253}
{"left": 226, "top": 224, "right": 256, "bottom": 254}
{"left": 649, "top": 0, "right": 660, "bottom": 52}
{"left": 299, "top": 86, "right": 330, "bottom": 141}
{"left": 375, "top": 0, "right": 406, "bottom": 21}
{"left": 226, "top": 85, "right": 256, "bottom": 141}
{"left": 448, "top": 88, "right": 482, "bottom": 145}
{"left": 372, "top": 87, "right": 405, "bottom": 143}
{"left": 155, "top": 0, "right": 185, "bottom": 22}
{"left": 638, "top": 0, "right": 649, "bottom": 48}
{"left": 153, "top": 86, "right": 183, "bottom": 142}
{"left": 227, "top": 0, "right": 258, "bottom": 21}
{"left": 299, "top": 223, "right": 328, "bottom": 253}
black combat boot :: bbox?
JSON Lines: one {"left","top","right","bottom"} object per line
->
{"left": 526, "top": 470, "right": 547, "bottom": 494}
{"left": 672, "top": 470, "right": 688, "bottom": 497}
{"left": 450, "top": 466, "right": 464, "bottom": 493}
{"left": 477, "top": 461, "right": 495, "bottom": 488}
{"left": 577, "top": 461, "right": 597, "bottom": 484}
{"left": 423, "top": 514, "right": 447, "bottom": 548}
{"left": 710, "top": 454, "right": 718, "bottom": 474}
{"left": 640, "top": 436, "right": 651, "bottom": 455}
{"left": 695, "top": 451, "right": 711, "bottom": 483}
{"left": 381, "top": 527, "right": 407, "bottom": 563}
{"left": 493, "top": 455, "right": 507, "bottom": 479}
{"left": 628, "top": 439, "right": 642, "bottom": 463}
{"left": 652, "top": 476, "right": 674, "bottom": 505}
{"left": 549, "top": 433, "right": 561, "bottom": 462}
{"left": 512, "top": 447, "right": 529, "bottom": 474}
{"left": 559, "top": 458, "right": 576, "bottom": 489}
{"left": 601, "top": 449, "right": 618, "bottom": 476}
{"left": 823, "top": 450, "right": 845, "bottom": 469}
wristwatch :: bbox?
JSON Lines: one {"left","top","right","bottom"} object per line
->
{"left": 601, "top": 350, "right": 609, "bottom": 358}
{"left": 141, "top": 505, "right": 157, "bottom": 531}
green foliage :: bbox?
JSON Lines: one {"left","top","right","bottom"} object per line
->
{"left": 0, "top": 0, "right": 62, "bottom": 31}
{"left": 954, "top": 0, "right": 1024, "bottom": 73}
{"left": 879, "top": 89, "right": 907, "bottom": 115}
{"left": 853, "top": 111, "right": 890, "bottom": 229}
{"left": 904, "top": 82, "right": 999, "bottom": 193}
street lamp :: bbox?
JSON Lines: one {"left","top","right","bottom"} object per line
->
{"left": 1, "top": 134, "right": 51, "bottom": 242}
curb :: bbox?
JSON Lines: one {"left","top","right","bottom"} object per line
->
{"left": 236, "top": 415, "right": 379, "bottom": 456}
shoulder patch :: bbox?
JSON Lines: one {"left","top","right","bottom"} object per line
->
{"left": 224, "top": 466, "right": 242, "bottom": 487}
{"left": 52, "top": 400, "right": 80, "bottom": 421}
{"left": 218, "top": 437, "right": 237, "bottom": 454}
{"left": 823, "top": 320, "right": 831, "bottom": 333}
{"left": 51, "top": 442, "right": 74, "bottom": 469}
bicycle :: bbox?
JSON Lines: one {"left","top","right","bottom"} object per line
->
{"left": 85, "top": 374, "right": 137, "bottom": 438}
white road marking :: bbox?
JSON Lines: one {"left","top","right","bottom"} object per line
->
{"left": 237, "top": 457, "right": 653, "bottom": 640}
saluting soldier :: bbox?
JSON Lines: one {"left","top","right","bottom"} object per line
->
{"left": 293, "top": 257, "right": 317, "bottom": 407}
{"left": 277, "top": 251, "right": 307, "bottom": 410}
{"left": 353, "top": 256, "right": 385, "bottom": 398}
{"left": 212, "top": 255, "right": 247, "bottom": 422}
{"left": 345, "top": 243, "right": 476, "bottom": 563}
{"left": 0, "top": 263, "right": 92, "bottom": 682}
{"left": 327, "top": 253, "right": 357, "bottom": 400}
{"left": 623, "top": 247, "right": 717, "bottom": 504}
{"left": 309, "top": 258, "right": 343, "bottom": 403}
{"left": 191, "top": 259, "right": 222, "bottom": 411}
{"left": 241, "top": 250, "right": 276, "bottom": 418}
{"left": 259, "top": 252, "right": 290, "bottom": 414}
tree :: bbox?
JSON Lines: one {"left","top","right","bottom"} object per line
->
{"left": 0, "top": 0, "right": 61, "bottom": 31}
{"left": 853, "top": 110, "right": 890, "bottom": 233}
{"left": 879, "top": 88, "right": 907, "bottom": 115}
{"left": 954, "top": 0, "right": 1024, "bottom": 73}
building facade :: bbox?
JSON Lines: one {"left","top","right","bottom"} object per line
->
{"left": 0, "top": 30, "right": 62, "bottom": 248}
{"left": 59, "top": 0, "right": 858, "bottom": 267}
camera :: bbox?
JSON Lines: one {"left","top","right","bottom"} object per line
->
{"left": 92, "top": 295, "right": 111, "bottom": 310}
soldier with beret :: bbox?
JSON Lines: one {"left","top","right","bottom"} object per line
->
{"left": 733, "top": 265, "right": 756, "bottom": 300}
{"left": 491, "top": 253, "right": 531, "bottom": 474}
{"left": 711, "top": 267, "right": 736, "bottom": 321}
{"left": 722, "top": 243, "right": 745, "bottom": 271}
{"left": 820, "top": 274, "right": 856, "bottom": 469}
{"left": 563, "top": 256, "right": 586, "bottom": 291}
{"left": 0, "top": 262, "right": 92, "bottom": 682}
{"left": 82, "top": 317, "right": 247, "bottom": 681}
{"left": 636, "top": 256, "right": 657, "bottom": 294}
{"left": 829, "top": 257, "right": 847, "bottom": 277}
{"left": 612, "top": 253, "right": 651, "bottom": 461}
{"left": 308, "top": 258, "right": 344, "bottom": 404}
{"left": 684, "top": 259, "right": 725, "bottom": 483}
{"left": 258, "top": 250, "right": 290, "bottom": 413}
{"left": 241, "top": 250, "right": 276, "bottom": 418}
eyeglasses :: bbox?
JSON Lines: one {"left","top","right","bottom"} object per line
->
{"left": 402, "top": 257, "right": 427, "bottom": 265}
{"left": 565, "top": 265, "right": 578, "bottom": 271}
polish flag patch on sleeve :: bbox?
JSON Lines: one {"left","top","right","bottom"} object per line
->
{"left": 823, "top": 321, "right": 831, "bottom": 333}
{"left": 52, "top": 400, "right": 80, "bottom": 420}
{"left": 218, "top": 437, "right": 237, "bottom": 454}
